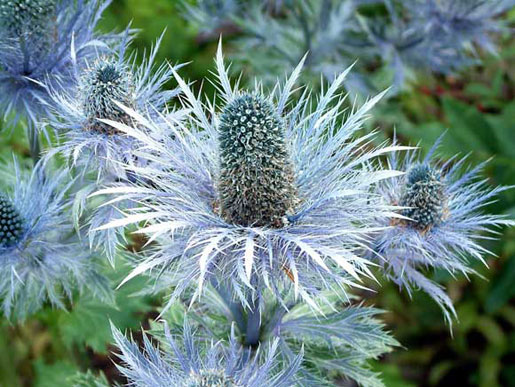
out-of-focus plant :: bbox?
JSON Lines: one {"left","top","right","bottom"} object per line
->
{"left": 0, "top": 158, "right": 110, "bottom": 321}
{"left": 0, "top": 0, "right": 115, "bottom": 160}
{"left": 181, "top": 0, "right": 514, "bottom": 94}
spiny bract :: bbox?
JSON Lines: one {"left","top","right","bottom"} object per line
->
{"left": 80, "top": 58, "right": 135, "bottom": 135}
{"left": 187, "top": 369, "right": 241, "bottom": 387}
{"left": 0, "top": 194, "right": 24, "bottom": 247}
{"left": 399, "top": 163, "right": 446, "bottom": 230}
{"left": 219, "top": 93, "right": 295, "bottom": 227}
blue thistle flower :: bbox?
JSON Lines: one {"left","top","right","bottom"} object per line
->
{"left": 0, "top": 0, "right": 113, "bottom": 134}
{"left": 45, "top": 31, "right": 183, "bottom": 263}
{"left": 95, "top": 42, "right": 408, "bottom": 310}
{"left": 373, "top": 136, "right": 514, "bottom": 324}
{"left": 0, "top": 158, "right": 110, "bottom": 320}
{"left": 111, "top": 319, "right": 303, "bottom": 387}
{"left": 46, "top": 30, "right": 181, "bottom": 179}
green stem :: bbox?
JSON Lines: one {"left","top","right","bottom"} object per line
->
{"left": 27, "top": 123, "right": 41, "bottom": 164}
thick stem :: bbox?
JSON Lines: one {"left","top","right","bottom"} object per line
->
{"left": 245, "top": 296, "right": 261, "bottom": 347}
{"left": 210, "top": 278, "right": 246, "bottom": 335}
{"left": 27, "top": 122, "right": 41, "bottom": 164}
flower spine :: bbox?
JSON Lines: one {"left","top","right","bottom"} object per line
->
{"left": 80, "top": 59, "right": 135, "bottom": 135}
{"left": 187, "top": 369, "right": 241, "bottom": 387}
{"left": 399, "top": 163, "right": 446, "bottom": 231}
{"left": 218, "top": 93, "right": 296, "bottom": 227}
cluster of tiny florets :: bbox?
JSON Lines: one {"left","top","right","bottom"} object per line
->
{"left": 0, "top": 0, "right": 56, "bottom": 37}
{"left": 218, "top": 93, "right": 296, "bottom": 227}
{"left": 80, "top": 59, "right": 135, "bottom": 135}
{"left": 0, "top": 194, "right": 24, "bottom": 247}
{"left": 186, "top": 369, "right": 241, "bottom": 387}
{"left": 399, "top": 163, "right": 446, "bottom": 231}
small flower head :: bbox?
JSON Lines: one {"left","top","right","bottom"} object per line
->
{"left": 374, "top": 136, "right": 513, "bottom": 323}
{"left": 399, "top": 163, "right": 446, "bottom": 231}
{"left": 46, "top": 31, "right": 183, "bottom": 263}
{"left": 80, "top": 58, "right": 135, "bottom": 135}
{"left": 0, "top": 194, "right": 25, "bottom": 247}
{"left": 96, "top": 43, "right": 406, "bottom": 310}
{"left": 0, "top": 158, "right": 110, "bottom": 320}
{"left": 219, "top": 93, "right": 295, "bottom": 227}
{"left": 0, "top": 0, "right": 112, "bottom": 130}
{"left": 47, "top": 31, "right": 180, "bottom": 179}
{"left": 111, "top": 319, "right": 302, "bottom": 387}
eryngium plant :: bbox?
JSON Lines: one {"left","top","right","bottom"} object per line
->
{"left": 47, "top": 30, "right": 179, "bottom": 179}
{"left": 46, "top": 31, "right": 182, "bottom": 261}
{"left": 95, "top": 43, "right": 408, "bottom": 309}
{"left": 0, "top": 159, "right": 110, "bottom": 320}
{"left": 373, "top": 137, "right": 513, "bottom": 323}
{"left": 111, "top": 319, "right": 303, "bottom": 387}
{"left": 0, "top": 0, "right": 112, "bottom": 143}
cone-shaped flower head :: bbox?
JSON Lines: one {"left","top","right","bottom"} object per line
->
{"left": 95, "top": 43, "right": 407, "bottom": 310}
{"left": 0, "top": 158, "right": 110, "bottom": 320}
{"left": 80, "top": 58, "right": 135, "bottom": 135}
{"left": 0, "top": 0, "right": 112, "bottom": 131}
{"left": 111, "top": 319, "right": 302, "bottom": 387}
{"left": 399, "top": 163, "right": 446, "bottom": 231}
{"left": 219, "top": 93, "right": 295, "bottom": 227}
{"left": 0, "top": 194, "right": 25, "bottom": 247}
{"left": 374, "top": 136, "right": 513, "bottom": 324}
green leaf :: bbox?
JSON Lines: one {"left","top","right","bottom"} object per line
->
{"left": 486, "top": 255, "right": 515, "bottom": 313}
{"left": 33, "top": 359, "right": 80, "bottom": 387}
{"left": 441, "top": 97, "right": 497, "bottom": 155}
{"left": 67, "top": 370, "right": 109, "bottom": 387}
{"left": 58, "top": 261, "right": 154, "bottom": 353}
{"left": 372, "top": 362, "right": 416, "bottom": 387}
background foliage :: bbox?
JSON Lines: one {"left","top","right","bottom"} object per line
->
{"left": 0, "top": 1, "right": 514, "bottom": 386}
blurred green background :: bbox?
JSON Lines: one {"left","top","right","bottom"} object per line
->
{"left": 0, "top": 1, "right": 514, "bottom": 386}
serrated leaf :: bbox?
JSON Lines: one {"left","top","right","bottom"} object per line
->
{"left": 33, "top": 359, "right": 80, "bottom": 387}
{"left": 58, "top": 263, "right": 153, "bottom": 353}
